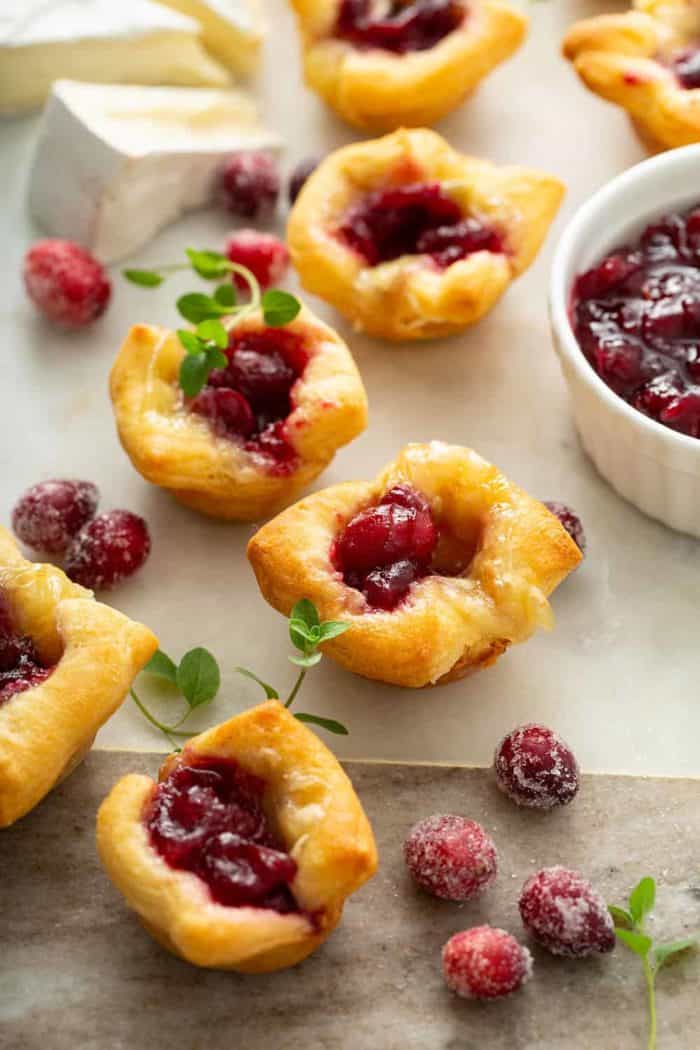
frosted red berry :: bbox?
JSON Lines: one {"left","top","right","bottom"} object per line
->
{"left": 288, "top": 156, "right": 321, "bottom": 204}
{"left": 12, "top": 479, "right": 99, "bottom": 555}
{"left": 543, "top": 501, "right": 587, "bottom": 554}
{"left": 442, "top": 926, "right": 532, "bottom": 1000}
{"left": 23, "top": 239, "right": 111, "bottom": 328}
{"left": 519, "top": 866, "right": 615, "bottom": 958}
{"left": 64, "top": 510, "right": 151, "bottom": 591}
{"left": 494, "top": 723, "right": 580, "bottom": 810}
{"left": 225, "top": 229, "right": 289, "bottom": 290}
{"left": 220, "top": 152, "right": 280, "bottom": 219}
{"left": 404, "top": 814, "right": 498, "bottom": 901}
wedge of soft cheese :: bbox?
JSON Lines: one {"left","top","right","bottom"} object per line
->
{"left": 29, "top": 81, "right": 282, "bottom": 263}
{"left": 0, "top": 0, "right": 230, "bottom": 117}
{"left": 156, "top": 0, "right": 265, "bottom": 75}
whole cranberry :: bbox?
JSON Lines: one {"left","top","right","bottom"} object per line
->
{"left": 64, "top": 510, "right": 151, "bottom": 591}
{"left": 543, "top": 501, "right": 586, "bottom": 554}
{"left": 404, "top": 814, "right": 498, "bottom": 901}
{"left": 494, "top": 724, "right": 580, "bottom": 809}
{"left": 519, "top": 866, "right": 615, "bottom": 958}
{"left": 190, "top": 387, "right": 256, "bottom": 439}
{"left": 220, "top": 152, "right": 280, "bottom": 219}
{"left": 12, "top": 479, "right": 99, "bottom": 555}
{"left": 335, "top": 492, "right": 437, "bottom": 575}
{"left": 288, "top": 156, "right": 321, "bottom": 204}
{"left": 225, "top": 229, "right": 289, "bottom": 291}
{"left": 442, "top": 926, "right": 533, "bottom": 1000}
{"left": 23, "top": 240, "right": 111, "bottom": 328}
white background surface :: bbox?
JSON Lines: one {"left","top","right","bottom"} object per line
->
{"left": 1, "top": 0, "right": 697, "bottom": 775}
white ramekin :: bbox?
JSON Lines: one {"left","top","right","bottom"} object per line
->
{"left": 549, "top": 145, "right": 700, "bottom": 538}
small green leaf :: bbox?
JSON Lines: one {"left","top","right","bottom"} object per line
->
{"left": 289, "top": 651, "right": 323, "bottom": 669}
{"left": 186, "top": 248, "right": 232, "bottom": 280}
{"left": 123, "top": 268, "right": 164, "bottom": 287}
{"left": 204, "top": 346, "right": 228, "bottom": 371}
{"left": 654, "top": 938, "right": 697, "bottom": 970}
{"left": 295, "top": 712, "right": 349, "bottom": 735}
{"left": 318, "top": 620, "right": 350, "bottom": 643}
{"left": 615, "top": 928, "right": 653, "bottom": 958}
{"left": 143, "top": 649, "right": 178, "bottom": 683}
{"left": 629, "top": 877, "right": 656, "bottom": 924}
{"left": 177, "top": 292, "right": 228, "bottom": 324}
{"left": 291, "top": 599, "right": 320, "bottom": 631}
{"left": 608, "top": 906, "right": 634, "bottom": 929}
{"left": 196, "top": 319, "right": 228, "bottom": 348}
{"left": 179, "top": 353, "right": 209, "bottom": 397}
{"left": 176, "top": 647, "right": 221, "bottom": 709}
{"left": 214, "top": 283, "right": 236, "bottom": 307}
{"left": 177, "top": 329, "right": 204, "bottom": 355}
{"left": 235, "top": 667, "right": 279, "bottom": 700}
{"left": 262, "top": 289, "right": 301, "bottom": 327}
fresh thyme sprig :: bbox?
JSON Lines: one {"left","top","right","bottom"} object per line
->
{"left": 609, "top": 876, "right": 697, "bottom": 1050}
{"left": 130, "top": 599, "right": 349, "bottom": 748}
{"left": 123, "top": 249, "right": 300, "bottom": 397}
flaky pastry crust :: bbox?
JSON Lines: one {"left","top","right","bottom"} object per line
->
{"left": 563, "top": 0, "right": 700, "bottom": 151}
{"left": 97, "top": 701, "right": 377, "bottom": 972}
{"left": 0, "top": 528, "right": 157, "bottom": 827}
{"left": 248, "top": 443, "right": 581, "bottom": 688}
{"left": 109, "top": 305, "right": 368, "bottom": 521}
{"left": 291, "top": 0, "right": 527, "bottom": 131}
{"left": 288, "top": 129, "right": 564, "bottom": 342}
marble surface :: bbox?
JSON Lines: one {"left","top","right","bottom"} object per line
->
{"left": 0, "top": 1, "right": 699, "bottom": 775}
{"left": 1, "top": 751, "right": 699, "bottom": 1050}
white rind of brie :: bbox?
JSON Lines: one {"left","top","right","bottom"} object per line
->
{"left": 0, "top": 0, "right": 231, "bottom": 117}
{"left": 156, "top": 0, "right": 265, "bottom": 76}
{"left": 29, "top": 81, "right": 282, "bottom": 263}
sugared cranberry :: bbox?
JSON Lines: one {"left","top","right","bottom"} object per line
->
{"left": 64, "top": 510, "right": 151, "bottom": 591}
{"left": 23, "top": 240, "right": 111, "bottom": 328}
{"left": 336, "top": 0, "right": 464, "bottom": 54}
{"left": 220, "top": 152, "right": 280, "bottom": 219}
{"left": 190, "top": 387, "right": 256, "bottom": 439}
{"left": 12, "top": 479, "right": 99, "bottom": 555}
{"left": 543, "top": 501, "right": 587, "bottom": 554}
{"left": 0, "top": 595, "right": 53, "bottom": 706}
{"left": 494, "top": 724, "right": 580, "bottom": 810}
{"left": 671, "top": 48, "right": 700, "bottom": 89}
{"left": 404, "top": 814, "right": 498, "bottom": 901}
{"left": 519, "top": 866, "right": 615, "bottom": 958}
{"left": 442, "top": 927, "right": 532, "bottom": 1000}
{"left": 288, "top": 156, "right": 321, "bottom": 204}
{"left": 225, "top": 229, "right": 289, "bottom": 291}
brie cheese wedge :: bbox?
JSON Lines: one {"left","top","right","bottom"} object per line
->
{"left": 29, "top": 80, "right": 282, "bottom": 263}
{"left": 156, "top": 0, "right": 265, "bottom": 76}
{"left": 0, "top": 0, "right": 230, "bottom": 117}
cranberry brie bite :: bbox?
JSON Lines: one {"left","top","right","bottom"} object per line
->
{"left": 97, "top": 701, "right": 378, "bottom": 972}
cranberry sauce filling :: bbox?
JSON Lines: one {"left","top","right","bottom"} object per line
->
{"left": 337, "top": 182, "right": 503, "bottom": 268}
{"left": 0, "top": 594, "right": 53, "bottom": 706}
{"left": 188, "top": 329, "right": 309, "bottom": 474}
{"left": 332, "top": 484, "right": 440, "bottom": 611}
{"left": 571, "top": 204, "right": 700, "bottom": 439}
{"left": 336, "top": 0, "right": 465, "bottom": 54}
{"left": 669, "top": 47, "right": 700, "bottom": 89}
{"left": 146, "top": 757, "right": 299, "bottom": 912}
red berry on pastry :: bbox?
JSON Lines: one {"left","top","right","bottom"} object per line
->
{"left": 64, "top": 510, "right": 151, "bottom": 591}
{"left": 11, "top": 479, "right": 99, "bottom": 555}
{"left": 404, "top": 814, "right": 498, "bottom": 901}
{"left": 494, "top": 724, "right": 580, "bottom": 809}
{"left": 518, "top": 866, "right": 615, "bottom": 958}
{"left": 0, "top": 595, "right": 53, "bottom": 706}
{"left": 673, "top": 50, "right": 700, "bottom": 90}
{"left": 190, "top": 387, "right": 256, "bottom": 439}
{"left": 543, "top": 502, "right": 586, "bottom": 554}
{"left": 220, "top": 152, "right": 280, "bottom": 219}
{"left": 336, "top": 0, "right": 464, "bottom": 53}
{"left": 225, "top": 229, "right": 289, "bottom": 290}
{"left": 442, "top": 926, "right": 533, "bottom": 1000}
{"left": 288, "top": 156, "right": 321, "bottom": 204}
{"left": 23, "top": 239, "right": 111, "bottom": 328}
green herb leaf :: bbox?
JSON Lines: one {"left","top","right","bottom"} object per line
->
{"left": 608, "top": 906, "right": 634, "bottom": 929}
{"left": 318, "top": 621, "right": 350, "bottom": 643}
{"left": 179, "top": 352, "right": 209, "bottom": 397}
{"left": 123, "top": 268, "right": 165, "bottom": 287}
{"left": 289, "top": 651, "right": 323, "bottom": 669}
{"left": 204, "top": 346, "right": 228, "bottom": 371}
{"left": 295, "top": 712, "right": 349, "bottom": 735}
{"left": 177, "top": 329, "right": 204, "bottom": 355}
{"left": 289, "top": 619, "right": 316, "bottom": 651}
{"left": 615, "top": 928, "right": 653, "bottom": 958}
{"left": 143, "top": 649, "right": 179, "bottom": 683}
{"left": 186, "top": 249, "right": 233, "bottom": 280}
{"left": 176, "top": 647, "right": 221, "bottom": 709}
{"left": 654, "top": 938, "right": 697, "bottom": 970}
{"left": 235, "top": 667, "right": 279, "bottom": 700}
{"left": 196, "top": 318, "right": 228, "bottom": 348}
{"left": 291, "top": 599, "right": 320, "bottom": 631}
{"left": 629, "top": 877, "right": 656, "bottom": 924}
{"left": 262, "top": 289, "right": 301, "bottom": 327}
{"left": 177, "top": 292, "right": 228, "bottom": 324}
{"left": 214, "top": 283, "right": 236, "bottom": 307}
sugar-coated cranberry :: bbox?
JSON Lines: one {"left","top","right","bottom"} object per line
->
{"left": 64, "top": 510, "right": 151, "bottom": 591}
{"left": 494, "top": 724, "right": 580, "bottom": 810}
{"left": 519, "top": 866, "right": 615, "bottom": 958}
{"left": 23, "top": 240, "right": 111, "bottom": 328}
{"left": 442, "top": 927, "right": 533, "bottom": 1000}
{"left": 336, "top": 0, "right": 464, "bottom": 54}
{"left": 220, "top": 152, "right": 280, "bottom": 219}
{"left": 11, "top": 479, "right": 99, "bottom": 555}
{"left": 543, "top": 501, "right": 587, "bottom": 554}
{"left": 225, "top": 229, "right": 289, "bottom": 291}
{"left": 404, "top": 814, "right": 498, "bottom": 901}
{"left": 0, "top": 595, "right": 53, "bottom": 706}
{"left": 288, "top": 156, "right": 321, "bottom": 204}
{"left": 190, "top": 387, "right": 256, "bottom": 439}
